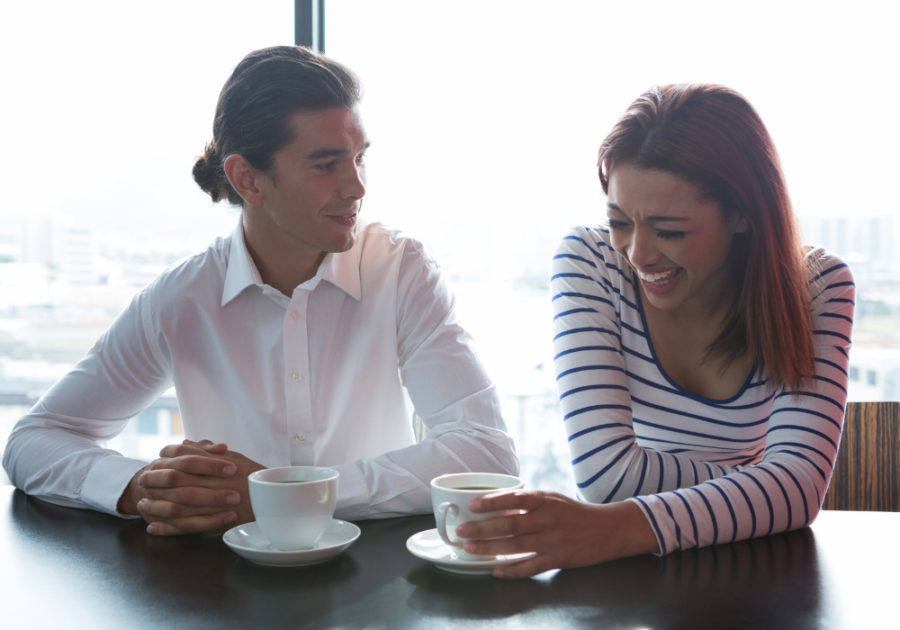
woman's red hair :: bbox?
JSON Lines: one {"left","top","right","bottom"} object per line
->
{"left": 598, "top": 84, "right": 815, "bottom": 393}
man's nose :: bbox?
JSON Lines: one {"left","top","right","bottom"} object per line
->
{"left": 339, "top": 164, "right": 366, "bottom": 200}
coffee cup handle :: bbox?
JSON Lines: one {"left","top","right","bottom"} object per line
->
{"left": 436, "top": 501, "right": 464, "bottom": 549}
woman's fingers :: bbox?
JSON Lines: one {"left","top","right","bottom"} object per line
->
{"left": 458, "top": 514, "right": 523, "bottom": 540}
{"left": 494, "top": 555, "right": 555, "bottom": 579}
{"left": 470, "top": 490, "right": 549, "bottom": 514}
{"left": 142, "top": 485, "right": 240, "bottom": 508}
{"left": 462, "top": 530, "right": 542, "bottom": 557}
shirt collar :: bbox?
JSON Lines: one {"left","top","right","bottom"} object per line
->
{"left": 323, "top": 238, "right": 362, "bottom": 302}
{"left": 221, "top": 220, "right": 362, "bottom": 307}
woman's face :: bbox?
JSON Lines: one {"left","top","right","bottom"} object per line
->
{"left": 606, "top": 162, "right": 747, "bottom": 316}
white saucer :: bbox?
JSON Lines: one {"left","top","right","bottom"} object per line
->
{"left": 223, "top": 519, "right": 360, "bottom": 567}
{"left": 406, "top": 528, "right": 535, "bottom": 575}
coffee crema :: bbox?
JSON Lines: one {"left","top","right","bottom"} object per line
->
{"left": 453, "top": 486, "right": 498, "bottom": 490}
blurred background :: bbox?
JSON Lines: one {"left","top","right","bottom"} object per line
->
{"left": 1, "top": 0, "right": 897, "bottom": 494}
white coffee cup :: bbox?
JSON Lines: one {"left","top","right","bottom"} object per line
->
{"left": 431, "top": 472, "right": 523, "bottom": 561}
{"left": 248, "top": 466, "right": 339, "bottom": 551}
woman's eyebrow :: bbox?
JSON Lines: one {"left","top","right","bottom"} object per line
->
{"left": 607, "top": 202, "right": 688, "bottom": 222}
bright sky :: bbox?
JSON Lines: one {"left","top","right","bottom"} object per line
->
{"left": 0, "top": 1, "right": 292, "bottom": 217}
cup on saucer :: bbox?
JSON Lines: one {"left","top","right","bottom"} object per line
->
{"left": 248, "top": 466, "right": 339, "bottom": 551}
{"left": 431, "top": 472, "right": 523, "bottom": 561}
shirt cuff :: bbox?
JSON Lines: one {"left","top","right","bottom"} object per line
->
{"left": 627, "top": 497, "right": 666, "bottom": 557}
{"left": 80, "top": 454, "right": 149, "bottom": 518}
{"left": 332, "top": 460, "right": 369, "bottom": 521}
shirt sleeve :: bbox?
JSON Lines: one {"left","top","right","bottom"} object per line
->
{"left": 332, "top": 241, "right": 519, "bottom": 520}
{"left": 1, "top": 285, "right": 173, "bottom": 516}
{"left": 552, "top": 229, "right": 854, "bottom": 555}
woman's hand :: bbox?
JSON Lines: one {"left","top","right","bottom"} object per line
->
{"left": 457, "top": 490, "right": 660, "bottom": 578}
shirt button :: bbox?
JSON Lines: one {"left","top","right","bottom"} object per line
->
{"left": 294, "top": 433, "right": 306, "bottom": 442}
{"left": 292, "top": 372, "right": 302, "bottom": 382}
{"left": 291, "top": 310, "right": 300, "bottom": 320}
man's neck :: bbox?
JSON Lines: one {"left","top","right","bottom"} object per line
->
{"left": 241, "top": 216, "right": 326, "bottom": 297}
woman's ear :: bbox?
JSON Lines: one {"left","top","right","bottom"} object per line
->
{"left": 223, "top": 154, "right": 266, "bottom": 206}
{"left": 732, "top": 214, "right": 749, "bottom": 234}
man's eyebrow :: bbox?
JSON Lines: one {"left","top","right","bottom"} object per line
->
{"left": 306, "top": 141, "right": 371, "bottom": 160}
{"left": 606, "top": 202, "right": 688, "bottom": 222}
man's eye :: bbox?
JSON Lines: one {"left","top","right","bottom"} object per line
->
{"left": 315, "top": 161, "right": 336, "bottom": 172}
{"left": 606, "top": 219, "right": 629, "bottom": 230}
{"left": 656, "top": 230, "right": 686, "bottom": 240}
{"left": 356, "top": 153, "right": 367, "bottom": 165}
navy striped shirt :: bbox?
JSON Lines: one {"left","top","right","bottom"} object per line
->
{"left": 552, "top": 226, "right": 854, "bottom": 555}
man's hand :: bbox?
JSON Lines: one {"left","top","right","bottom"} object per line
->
{"left": 117, "top": 440, "right": 265, "bottom": 536}
{"left": 455, "top": 490, "right": 660, "bottom": 578}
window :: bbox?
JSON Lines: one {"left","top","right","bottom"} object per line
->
{"left": 325, "top": 0, "right": 900, "bottom": 491}
{"left": 0, "top": 1, "right": 293, "bottom": 479}
{"left": 136, "top": 410, "right": 159, "bottom": 436}
{"left": 849, "top": 366, "right": 860, "bottom": 382}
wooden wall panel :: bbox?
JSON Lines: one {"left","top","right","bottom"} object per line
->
{"left": 823, "top": 402, "right": 900, "bottom": 512}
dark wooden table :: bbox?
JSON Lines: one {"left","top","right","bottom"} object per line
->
{"left": 0, "top": 486, "right": 894, "bottom": 629}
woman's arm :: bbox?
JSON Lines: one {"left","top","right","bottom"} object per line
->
{"left": 633, "top": 253, "right": 854, "bottom": 554}
{"left": 461, "top": 243, "right": 853, "bottom": 575}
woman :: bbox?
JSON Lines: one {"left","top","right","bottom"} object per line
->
{"left": 459, "top": 84, "right": 854, "bottom": 577}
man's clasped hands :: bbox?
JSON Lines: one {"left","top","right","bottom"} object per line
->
{"left": 117, "top": 440, "right": 264, "bottom": 535}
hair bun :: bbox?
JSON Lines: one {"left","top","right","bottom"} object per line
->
{"left": 192, "top": 142, "right": 227, "bottom": 203}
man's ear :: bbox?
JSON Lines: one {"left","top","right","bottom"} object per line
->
{"left": 223, "top": 154, "right": 266, "bottom": 206}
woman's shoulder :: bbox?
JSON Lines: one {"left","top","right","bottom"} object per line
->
{"left": 804, "top": 246, "right": 854, "bottom": 282}
{"left": 803, "top": 246, "right": 855, "bottom": 316}
{"left": 804, "top": 246, "right": 855, "bottom": 290}
{"left": 554, "top": 225, "right": 626, "bottom": 278}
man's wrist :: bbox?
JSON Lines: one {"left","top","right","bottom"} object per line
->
{"left": 116, "top": 467, "right": 147, "bottom": 515}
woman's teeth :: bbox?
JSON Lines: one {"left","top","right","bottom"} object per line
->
{"left": 638, "top": 268, "right": 679, "bottom": 284}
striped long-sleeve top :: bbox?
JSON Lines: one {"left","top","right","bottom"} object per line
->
{"left": 552, "top": 225, "right": 854, "bottom": 555}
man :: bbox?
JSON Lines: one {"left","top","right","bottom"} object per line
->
{"left": 3, "top": 46, "right": 517, "bottom": 535}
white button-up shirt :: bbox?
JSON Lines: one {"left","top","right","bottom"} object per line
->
{"left": 3, "top": 221, "right": 517, "bottom": 521}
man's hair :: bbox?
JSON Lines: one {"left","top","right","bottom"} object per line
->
{"left": 598, "top": 84, "right": 815, "bottom": 393}
{"left": 193, "top": 46, "right": 362, "bottom": 205}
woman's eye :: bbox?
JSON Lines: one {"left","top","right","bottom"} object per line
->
{"left": 607, "top": 219, "right": 629, "bottom": 230}
{"left": 656, "top": 230, "right": 686, "bottom": 240}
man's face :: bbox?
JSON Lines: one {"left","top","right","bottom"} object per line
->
{"left": 251, "top": 107, "right": 369, "bottom": 257}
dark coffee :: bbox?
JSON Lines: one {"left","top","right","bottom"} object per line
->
{"left": 454, "top": 486, "right": 498, "bottom": 490}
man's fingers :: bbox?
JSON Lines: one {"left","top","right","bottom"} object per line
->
{"left": 140, "top": 467, "right": 228, "bottom": 491}
{"left": 142, "top": 486, "right": 240, "bottom": 508}
{"left": 159, "top": 443, "right": 231, "bottom": 460}
{"left": 146, "top": 511, "right": 237, "bottom": 536}
{"left": 470, "top": 490, "right": 546, "bottom": 514}
{"left": 138, "top": 498, "right": 226, "bottom": 520}
{"left": 146, "top": 455, "right": 236, "bottom": 481}
{"left": 183, "top": 439, "right": 230, "bottom": 455}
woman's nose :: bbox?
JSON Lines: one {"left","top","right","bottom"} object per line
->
{"left": 628, "top": 226, "right": 660, "bottom": 267}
